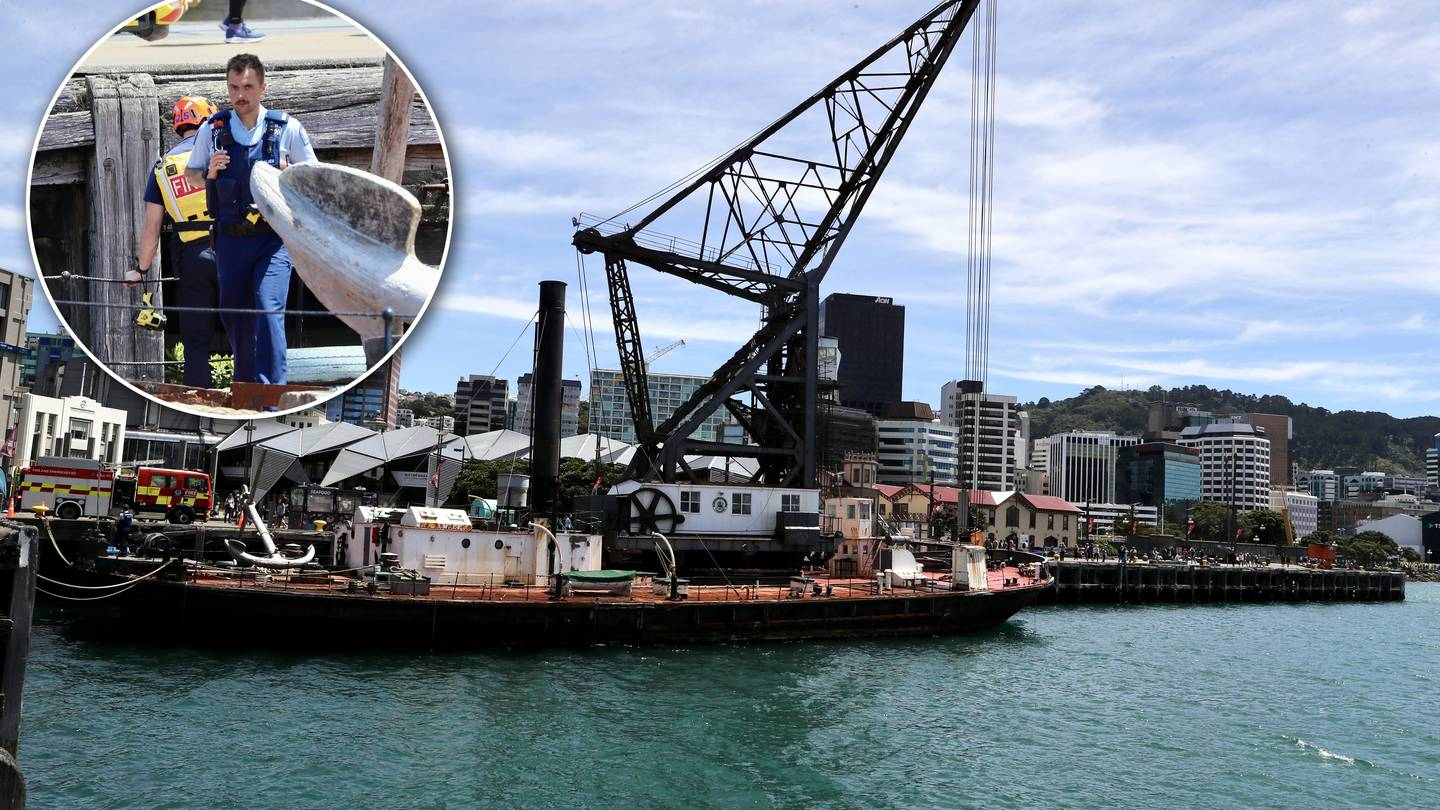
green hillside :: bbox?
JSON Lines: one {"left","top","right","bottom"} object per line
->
{"left": 1024, "top": 385, "right": 1439, "bottom": 476}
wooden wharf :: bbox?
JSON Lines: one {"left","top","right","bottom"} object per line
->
{"left": 1040, "top": 560, "right": 1405, "bottom": 605}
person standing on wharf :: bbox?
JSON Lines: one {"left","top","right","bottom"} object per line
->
{"left": 185, "top": 54, "right": 316, "bottom": 387}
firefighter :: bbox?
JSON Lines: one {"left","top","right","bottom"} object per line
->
{"left": 184, "top": 53, "right": 316, "bottom": 387}
{"left": 126, "top": 95, "right": 223, "bottom": 388}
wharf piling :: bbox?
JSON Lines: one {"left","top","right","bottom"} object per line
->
{"left": 1040, "top": 560, "right": 1405, "bottom": 605}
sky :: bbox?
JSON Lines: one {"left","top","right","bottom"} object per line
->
{"left": 2, "top": 0, "right": 1438, "bottom": 418}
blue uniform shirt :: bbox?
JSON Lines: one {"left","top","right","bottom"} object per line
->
{"left": 186, "top": 104, "right": 316, "bottom": 174}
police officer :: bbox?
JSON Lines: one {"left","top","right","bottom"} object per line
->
{"left": 184, "top": 53, "right": 316, "bottom": 387}
{"left": 126, "top": 95, "right": 222, "bottom": 388}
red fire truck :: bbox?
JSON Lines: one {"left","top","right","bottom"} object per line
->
{"left": 14, "top": 457, "right": 212, "bottom": 524}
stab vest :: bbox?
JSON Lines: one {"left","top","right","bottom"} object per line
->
{"left": 205, "top": 109, "right": 288, "bottom": 224}
{"left": 153, "top": 145, "right": 211, "bottom": 243}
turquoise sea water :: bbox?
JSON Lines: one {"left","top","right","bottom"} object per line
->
{"left": 21, "top": 584, "right": 1440, "bottom": 809}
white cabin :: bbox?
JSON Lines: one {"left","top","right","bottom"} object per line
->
{"left": 608, "top": 481, "right": 819, "bottom": 536}
{"left": 339, "top": 506, "right": 603, "bottom": 586}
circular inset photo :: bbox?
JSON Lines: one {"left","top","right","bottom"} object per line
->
{"left": 26, "top": 0, "right": 451, "bottom": 418}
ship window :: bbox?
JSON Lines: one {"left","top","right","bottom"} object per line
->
{"left": 680, "top": 490, "right": 701, "bottom": 513}
{"left": 732, "top": 492, "right": 752, "bottom": 515}
{"left": 781, "top": 493, "right": 801, "bottom": 512}
{"left": 846, "top": 504, "right": 856, "bottom": 519}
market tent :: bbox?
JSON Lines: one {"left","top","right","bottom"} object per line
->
{"left": 320, "top": 425, "right": 466, "bottom": 502}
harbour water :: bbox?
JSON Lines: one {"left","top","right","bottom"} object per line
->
{"left": 22, "top": 584, "right": 1440, "bottom": 809}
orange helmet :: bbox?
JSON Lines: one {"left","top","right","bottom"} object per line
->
{"left": 171, "top": 96, "right": 215, "bottom": 134}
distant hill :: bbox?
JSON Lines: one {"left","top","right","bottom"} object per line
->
{"left": 1023, "top": 385, "right": 1440, "bottom": 476}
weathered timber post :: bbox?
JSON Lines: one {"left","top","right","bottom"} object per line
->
{"left": 85, "top": 73, "right": 163, "bottom": 380}
{"left": 371, "top": 54, "right": 415, "bottom": 184}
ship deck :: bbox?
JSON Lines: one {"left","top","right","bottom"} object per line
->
{"left": 171, "top": 563, "right": 1046, "bottom": 604}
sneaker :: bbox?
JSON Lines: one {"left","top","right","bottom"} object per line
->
{"left": 224, "top": 22, "right": 266, "bottom": 44}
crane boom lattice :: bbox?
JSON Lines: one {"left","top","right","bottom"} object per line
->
{"left": 575, "top": 0, "right": 982, "bottom": 487}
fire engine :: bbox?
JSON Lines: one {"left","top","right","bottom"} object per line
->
{"left": 14, "top": 457, "right": 212, "bottom": 524}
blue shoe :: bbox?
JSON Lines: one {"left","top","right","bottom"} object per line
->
{"left": 224, "top": 22, "right": 266, "bottom": 44}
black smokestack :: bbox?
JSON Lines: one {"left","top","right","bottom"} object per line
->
{"left": 530, "top": 280, "right": 566, "bottom": 519}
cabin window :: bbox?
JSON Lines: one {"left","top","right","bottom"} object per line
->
{"left": 846, "top": 504, "right": 856, "bottom": 519}
{"left": 860, "top": 503, "right": 871, "bottom": 520}
{"left": 680, "top": 490, "right": 701, "bottom": 513}
{"left": 781, "top": 493, "right": 801, "bottom": 512}
{"left": 732, "top": 492, "right": 752, "bottom": 515}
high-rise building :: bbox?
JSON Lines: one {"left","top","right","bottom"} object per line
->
{"left": 1270, "top": 489, "right": 1319, "bottom": 538}
{"left": 1045, "top": 431, "right": 1139, "bottom": 505}
{"left": 21, "top": 331, "right": 75, "bottom": 390}
{"left": 588, "top": 368, "right": 723, "bottom": 443}
{"left": 454, "top": 374, "right": 508, "bottom": 435}
{"left": 819, "top": 293, "right": 903, "bottom": 416}
{"left": 395, "top": 408, "right": 415, "bottom": 429}
{"left": 940, "top": 379, "right": 1024, "bottom": 491}
{"left": 1178, "top": 420, "right": 1272, "bottom": 512}
{"left": 327, "top": 355, "right": 402, "bottom": 429}
{"left": 1237, "top": 412, "right": 1292, "bottom": 486}
{"left": 0, "top": 269, "right": 35, "bottom": 437}
{"left": 514, "top": 373, "right": 581, "bottom": 437}
{"left": 1297, "top": 470, "right": 1340, "bottom": 501}
{"left": 1426, "top": 434, "right": 1438, "bottom": 488}
{"left": 1116, "top": 442, "right": 1202, "bottom": 526}
{"left": 817, "top": 401, "right": 878, "bottom": 474}
{"left": 876, "top": 402, "right": 958, "bottom": 485}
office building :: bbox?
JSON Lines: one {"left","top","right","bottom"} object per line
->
{"left": 1116, "top": 442, "right": 1202, "bottom": 526}
{"left": 395, "top": 408, "right": 415, "bottom": 429}
{"left": 940, "top": 379, "right": 1025, "bottom": 491}
{"left": 876, "top": 402, "right": 958, "bottom": 485}
{"left": 21, "top": 331, "right": 75, "bottom": 390}
{"left": 1236, "top": 413, "right": 1292, "bottom": 486}
{"left": 818, "top": 293, "right": 904, "bottom": 416}
{"left": 1427, "top": 434, "right": 1438, "bottom": 487}
{"left": 416, "top": 415, "right": 456, "bottom": 433}
{"left": 1270, "top": 489, "right": 1319, "bottom": 539}
{"left": 514, "top": 373, "right": 581, "bottom": 437}
{"left": 1045, "top": 431, "right": 1139, "bottom": 505}
{"left": 12, "top": 392, "right": 126, "bottom": 469}
{"left": 327, "top": 356, "right": 402, "bottom": 429}
{"left": 0, "top": 269, "right": 35, "bottom": 436}
{"left": 454, "top": 374, "right": 508, "bottom": 435}
{"left": 588, "top": 368, "right": 722, "bottom": 444}
{"left": 1177, "top": 420, "right": 1272, "bottom": 512}
{"left": 818, "top": 401, "right": 878, "bottom": 473}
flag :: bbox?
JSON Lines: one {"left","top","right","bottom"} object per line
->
{"left": 1235, "top": 527, "right": 1245, "bottom": 540}
{"left": 1086, "top": 516, "right": 1095, "bottom": 532}
{"left": 1131, "top": 517, "right": 1138, "bottom": 535}
{"left": 430, "top": 465, "right": 440, "bottom": 491}
{"left": 1, "top": 425, "right": 14, "bottom": 459}
{"left": 1186, "top": 520, "right": 1195, "bottom": 537}
{"left": 591, "top": 475, "right": 603, "bottom": 495}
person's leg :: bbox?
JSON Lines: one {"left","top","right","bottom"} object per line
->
{"left": 176, "top": 240, "right": 220, "bottom": 388}
{"left": 222, "top": 1, "right": 265, "bottom": 43}
{"left": 252, "top": 236, "right": 292, "bottom": 385}
{"left": 216, "top": 234, "right": 259, "bottom": 383}
{"left": 226, "top": 0, "right": 246, "bottom": 24}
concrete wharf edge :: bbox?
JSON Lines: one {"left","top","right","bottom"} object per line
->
{"left": 1040, "top": 560, "right": 1405, "bottom": 605}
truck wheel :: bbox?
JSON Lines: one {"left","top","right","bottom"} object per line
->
{"left": 168, "top": 505, "right": 195, "bottom": 525}
{"left": 55, "top": 502, "right": 82, "bottom": 520}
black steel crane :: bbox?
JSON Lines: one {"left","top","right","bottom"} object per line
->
{"left": 575, "top": 0, "right": 982, "bottom": 488}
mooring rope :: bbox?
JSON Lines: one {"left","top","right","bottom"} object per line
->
{"left": 38, "top": 559, "right": 173, "bottom": 590}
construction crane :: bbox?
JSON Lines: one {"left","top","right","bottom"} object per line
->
{"left": 574, "top": 0, "right": 983, "bottom": 487}
{"left": 644, "top": 339, "right": 686, "bottom": 369}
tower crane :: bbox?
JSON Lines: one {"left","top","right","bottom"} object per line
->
{"left": 644, "top": 339, "right": 686, "bottom": 369}
{"left": 574, "top": 0, "right": 983, "bottom": 487}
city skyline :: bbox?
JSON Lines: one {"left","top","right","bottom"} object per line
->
{"left": 0, "top": 1, "right": 1436, "bottom": 417}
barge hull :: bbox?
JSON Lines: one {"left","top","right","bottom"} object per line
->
{"left": 112, "top": 581, "right": 1047, "bottom": 648}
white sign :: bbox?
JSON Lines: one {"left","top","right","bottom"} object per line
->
{"left": 392, "top": 471, "right": 432, "bottom": 488}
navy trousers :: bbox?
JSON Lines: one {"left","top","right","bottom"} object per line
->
{"left": 215, "top": 231, "right": 291, "bottom": 385}
{"left": 172, "top": 238, "right": 221, "bottom": 387}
